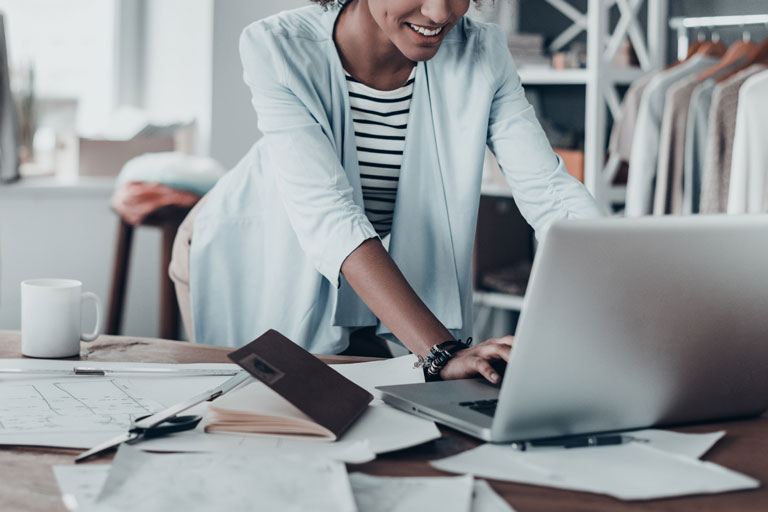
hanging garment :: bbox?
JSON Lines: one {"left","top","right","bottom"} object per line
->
{"left": 683, "top": 79, "right": 717, "bottom": 214}
{"left": 728, "top": 70, "right": 768, "bottom": 214}
{"left": 625, "top": 55, "right": 718, "bottom": 216}
{"left": 700, "top": 65, "right": 767, "bottom": 214}
{"left": 657, "top": 57, "right": 753, "bottom": 215}
{"left": 653, "top": 74, "right": 701, "bottom": 215}
{"left": 608, "top": 73, "right": 655, "bottom": 163}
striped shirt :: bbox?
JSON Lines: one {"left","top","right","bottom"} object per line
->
{"left": 345, "top": 68, "right": 415, "bottom": 238}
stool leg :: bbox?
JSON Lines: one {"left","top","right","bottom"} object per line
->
{"left": 107, "top": 220, "right": 134, "bottom": 335}
{"left": 160, "top": 223, "right": 181, "bottom": 340}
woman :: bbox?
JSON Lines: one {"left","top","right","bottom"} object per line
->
{"left": 170, "top": 0, "right": 603, "bottom": 382}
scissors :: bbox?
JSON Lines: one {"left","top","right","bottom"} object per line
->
{"left": 74, "top": 414, "right": 202, "bottom": 462}
{"left": 75, "top": 371, "right": 251, "bottom": 463}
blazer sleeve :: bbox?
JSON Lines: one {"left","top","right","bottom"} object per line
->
{"left": 239, "top": 25, "right": 377, "bottom": 287}
{"left": 482, "top": 25, "right": 604, "bottom": 238}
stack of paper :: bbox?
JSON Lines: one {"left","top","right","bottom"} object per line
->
{"left": 348, "top": 474, "right": 515, "bottom": 512}
{"left": 81, "top": 445, "right": 357, "bottom": 512}
{"left": 53, "top": 448, "right": 515, "bottom": 511}
{"left": 431, "top": 430, "right": 760, "bottom": 500}
{"left": 0, "top": 360, "right": 213, "bottom": 448}
{"left": 139, "top": 356, "right": 441, "bottom": 457}
{"left": 0, "top": 356, "right": 440, "bottom": 458}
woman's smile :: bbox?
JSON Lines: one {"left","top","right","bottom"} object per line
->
{"left": 404, "top": 21, "right": 447, "bottom": 46}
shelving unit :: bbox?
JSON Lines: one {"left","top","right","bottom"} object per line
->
{"left": 495, "top": 0, "right": 668, "bottom": 210}
{"left": 516, "top": 66, "right": 648, "bottom": 86}
{"left": 475, "top": 0, "right": 668, "bottom": 313}
{"left": 473, "top": 290, "right": 525, "bottom": 311}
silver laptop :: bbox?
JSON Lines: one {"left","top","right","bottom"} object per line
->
{"left": 378, "top": 216, "right": 768, "bottom": 443}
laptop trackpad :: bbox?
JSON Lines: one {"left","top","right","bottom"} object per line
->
{"left": 378, "top": 378, "right": 500, "bottom": 422}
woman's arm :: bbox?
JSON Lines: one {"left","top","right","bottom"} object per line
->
{"left": 483, "top": 25, "right": 603, "bottom": 235}
{"left": 342, "top": 238, "right": 512, "bottom": 383}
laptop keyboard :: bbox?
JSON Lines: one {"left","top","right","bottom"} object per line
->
{"left": 458, "top": 399, "right": 498, "bottom": 417}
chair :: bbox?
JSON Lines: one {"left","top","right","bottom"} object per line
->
{"left": 107, "top": 184, "right": 199, "bottom": 340}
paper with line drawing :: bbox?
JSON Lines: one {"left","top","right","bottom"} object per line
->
{"left": 0, "top": 378, "right": 163, "bottom": 434}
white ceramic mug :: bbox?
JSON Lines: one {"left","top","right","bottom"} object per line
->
{"left": 21, "top": 279, "right": 103, "bottom": 358}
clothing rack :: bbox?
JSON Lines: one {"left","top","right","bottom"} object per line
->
{"left": 670, "top": 14, "right": 768, "bottom": 60}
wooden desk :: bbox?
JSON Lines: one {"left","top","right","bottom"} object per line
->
{"left": 1, "top": 331, "right": 765, "bottom": 511}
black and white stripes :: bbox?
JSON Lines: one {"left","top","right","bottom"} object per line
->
{"left": 346, "top": 68, "right": 415, "bottom": 237}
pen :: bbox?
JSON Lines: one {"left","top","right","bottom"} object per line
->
{"left": 511, "top": 434, "right": 648, "bottom": 451}
{"left": 0, "top": 367, "right": 243, "bottom": 377}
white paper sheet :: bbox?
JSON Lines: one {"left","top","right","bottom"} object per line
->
{"left": 53, "top": 465, "right": 110, "bottom": 511}
{"left": 349, "top": 473, "right": 474, "bottom": 512}
{"left": 138, "top": 402, "right": 439, "bottom": 458}
{"left": 138, "top": 358, "right": 441, "bottom": 457}
{"left": 0, "top": 377, "right": 166, "bottom": 451}
{"left": 0, "top": 359, "right": 240, "bottom": 375}
{"left": 0, "top": 357, "right": 440, "bottom": 455}
{"left": 56, "top": 468, "right": 514, "bottom": 512}
{"left": 138, "top": 430, "right": 376, "bottom": 463}
{"left": 0, "top": 359, "right": 241, "bottom": 448}
{"left": 0, "top": 378, "right": 163, "bottom": 432}
{"left": 472, "top": 480, "right": 516, "bottom": 512}
{"left": 431, "top": 431, "right": 760, "bottom": 500}
{"left": 87, "top": 445, "right": 357, "bottom": 512}
{"left": 626, "top": 429, "right": 725, "bottom": 459}
{"left": 340, "top": 404, "right": 441, "bottom": 453}
{"left": 330, "top": 355, "right": 423, "bottom": 402}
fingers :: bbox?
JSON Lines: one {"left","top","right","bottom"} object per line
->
{"left": 472, "top": 357, "right": 500, "bottom": 384}
{"left": 473, "top": 342, "right": 511, "bottom": 362}
{"left": 475, "top": 336, "right": 515, "bottom": 348}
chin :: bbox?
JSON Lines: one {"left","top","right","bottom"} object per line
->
{"left": 405, "top": 49, "right": 440, "bottom": 62}
{"left": 398, "top": 43, "right": 442, "bottom": 62}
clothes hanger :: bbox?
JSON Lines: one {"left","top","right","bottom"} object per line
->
{"left": 749, "top": 35, "right": 768, "bottom": 65}
{"left": 745, "top": 25, "right": 768, "bottom": 65}
{"left": 697, "top": 28, "right": 755, "bottom": 81}
{"left": 685, "top": 31, "right": 706, "bottom": 59}
{"left": 666, "top": 31, "right": 706, "bottom": 70}
{"left": 715, "top": 29, "right": 768, "bottom": 82}
{"left": 694, "top": 29, "right": 727, "bottom": 59}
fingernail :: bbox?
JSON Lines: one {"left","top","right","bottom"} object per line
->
{"left": 491, "top": 373, "right": 499, "bottom": 382}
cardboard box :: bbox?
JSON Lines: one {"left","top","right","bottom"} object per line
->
{"left": 554, "top": 147, "right": 584, "bottom": 183}
{"left": 78, "top": 122, "right": 196, "bottom": 177}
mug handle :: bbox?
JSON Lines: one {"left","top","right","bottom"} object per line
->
{"left": 81, "top": 292, "right": 102, "bottom": 342}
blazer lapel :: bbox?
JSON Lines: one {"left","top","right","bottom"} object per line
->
{"left": 330, "top": 56, "right": 463, "bottom": 334}
{"left": 332, "top": 45, "right": 378, "bottom": 327}
{"left": 386, "top": 61, "right": 463, "bottom": 332}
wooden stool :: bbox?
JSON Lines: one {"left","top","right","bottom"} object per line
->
{"left": 107, "top": 204, "right": 193, "bottom": 340}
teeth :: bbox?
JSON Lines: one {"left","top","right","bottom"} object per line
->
{"left": 408, "top": 23, "right": 442, "bottom": 37}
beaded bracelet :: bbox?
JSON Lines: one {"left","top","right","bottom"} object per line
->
{"left": 413, "top": 338, "right": 472, "bottom": 381}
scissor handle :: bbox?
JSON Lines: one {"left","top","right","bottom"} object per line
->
{"left": 135, "top": 414, "right": 203, "bottom": 439}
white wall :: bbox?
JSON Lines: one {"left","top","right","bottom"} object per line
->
{"left": 143, "top": 0, "right": 214, "bottom": 155}
{"left": 0, "top": 181, "right": 162, "bottom": 338}
{"left": 209, "top": 0, "right": 306, "bottom": 169}
{"left": 0, "top": 1, "right": 310, "bottom": 340}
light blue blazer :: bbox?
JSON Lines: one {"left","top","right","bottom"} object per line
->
{"left": 190, "top": 5, "right": 603, "bottom": 352}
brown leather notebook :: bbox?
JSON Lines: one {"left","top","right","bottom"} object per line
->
{"left": 227, "top": 329, "right": 373, "bottom": 439}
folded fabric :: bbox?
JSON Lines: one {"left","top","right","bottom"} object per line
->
{"left": 115, "top": 152, "right": 225, "bottom": 197}
{"left": 111, "top": 181, "right": 200, "bottom": 226}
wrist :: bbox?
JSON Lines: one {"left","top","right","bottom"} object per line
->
{"left": 415, "top": 338, "right": 472, "bottom": 381}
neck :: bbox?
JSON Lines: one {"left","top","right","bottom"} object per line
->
{"left": 334, "top": 0, "right": 415, "bottom": 90}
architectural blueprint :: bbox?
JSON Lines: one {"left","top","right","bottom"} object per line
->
{"left": 0, "top": 378, "right": 163, "bottom": 434}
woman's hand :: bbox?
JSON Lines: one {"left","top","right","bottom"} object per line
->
{"left": 439, "top": 336, "right": 515, "bottom": 383}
